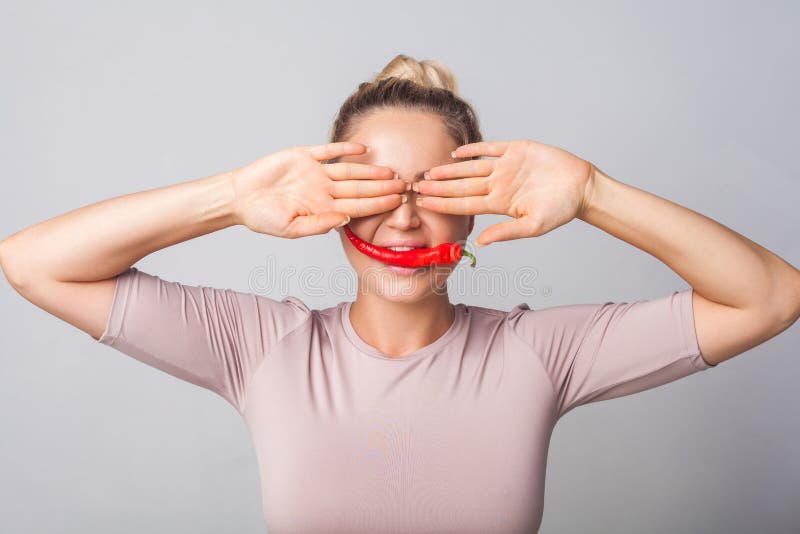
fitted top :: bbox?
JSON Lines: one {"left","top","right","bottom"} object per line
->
{"left": 95, "top": 267, "right": 715, "bottom": 533}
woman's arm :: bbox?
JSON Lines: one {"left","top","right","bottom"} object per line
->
{"left": 0, "top": 142, "right": 403, "bottom": 341}
{"left": 0, "top": 171, "right": 237, "bottom": 287}
{"left": 0, "top": 171, "right": 238, "bottom": 341}
{"left": 577, "top": 166, "right": 800, "bottom": 365}
{"left": 420, "top": 139, "right": 799, "bottom": 367}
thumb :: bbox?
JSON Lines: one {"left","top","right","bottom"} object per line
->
{"left": 475, "top": 217, "right": 540, "bottom": 246}
{"left": 288, "top": 212, "right": 350, "bottom": 237}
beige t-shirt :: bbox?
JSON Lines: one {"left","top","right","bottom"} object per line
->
{"left": 95, "top": 266, "right": 714, "bottom": 533}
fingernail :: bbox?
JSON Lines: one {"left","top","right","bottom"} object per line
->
{"left": 424, "top": 171, "right": 431, "bottom": 180}
{"left": 393, "top": 172, "right": 399, "bottom": 180}
{"left": 415, "top": 196, "right": 422, "bottom": 206}
{"left": 411, "top": 182, "right": 419, "bottom": 192}
{"left": 337, "top": 216, "right": 350, "bottom": 227}
{"left": 365, "top": 145, "right": 371, "bottom": 153}
{"left": 450, "top": 151, "right": 457, "bottom": 158}
{"left": 405, "top": 182, "right": 411, "bottom": 191}
{"left": 401, "top": 194, "right": 408, "bottom": 203}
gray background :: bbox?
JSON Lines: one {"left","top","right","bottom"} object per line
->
{"left": 1, "top": 1, "right": 798, "bottom": 532}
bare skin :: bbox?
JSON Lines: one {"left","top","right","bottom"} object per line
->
{"left": 1, "top": 109, "right": 797, "bottom": 366}
{"left": 334, "top": 109, "right": 475, "bottom": 358}
{"left": 416, "top": 138, "right": 800, "bottom": 365}
{"left": 0, "top": 142, "right": 405, "bottom": 341}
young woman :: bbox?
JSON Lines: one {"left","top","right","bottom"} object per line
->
{"left": 1, "top": 54, "right": 798, "bottom": 533}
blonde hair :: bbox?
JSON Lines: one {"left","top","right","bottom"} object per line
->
{"left": 374, "top": 54, "right": 460, "bottom": 94}
{"left": 327, "top": 54, "right": 481, "bottom": 153}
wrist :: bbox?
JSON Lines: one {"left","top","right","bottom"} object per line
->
{"left": 199, "top": 170, "right": 241, "bottom": 229}
{"left": 577, "top": 162, "right": 604, "bottom": 222}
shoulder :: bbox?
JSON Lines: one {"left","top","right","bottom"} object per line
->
{"left": 461, "top": 301, "right": 538, "bottom": 331}
{"left": 251, "top": 297, "right": 352, "bottom": 326}
{"left": 460, "top": 302, "right": 533, "bottom": 320}
{"left": 294, "top": 298, "right": 350, "bottom": 333}
{"left": 481, "top": 299, "right": 614, "bottom": 343}
{"left": 276, "top": 294, "right": 312, "bottom": 313}
{"left": 463, "top": 301, "right": 531, "bottom": 318}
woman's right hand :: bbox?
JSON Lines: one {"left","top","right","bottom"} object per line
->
{"left": 230, "top": 142, "right": 405, "bottom": 238}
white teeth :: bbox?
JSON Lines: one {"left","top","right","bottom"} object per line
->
{"left": 387, "top": 246, "right": 420, "bottom": 251}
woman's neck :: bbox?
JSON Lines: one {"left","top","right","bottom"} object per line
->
{"left": 349, "top": 293, "right": 455, "bottom": 359}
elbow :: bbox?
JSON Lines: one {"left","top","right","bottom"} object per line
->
{"left": 771, "top": 266, "right": 800, "bottom": 330}
{"left": 0, "top": 238, "right": 30, "bottom": 291}
{"left": 785, "top": 268, "right": 800, "bottom": 326}
{"left": 0, "top": 238, "right": 10, "bottom": 280}
{"left": 744, "top": 266, "right": 800, "bottom": 336}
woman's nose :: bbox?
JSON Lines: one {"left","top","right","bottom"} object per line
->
{"left": 385, "top": 180, "right": 420, "bottom": 226}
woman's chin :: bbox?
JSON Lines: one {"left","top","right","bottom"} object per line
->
{"left": 371, "top": 264, "right": 437, "bottom": 301}
{"left": 384, "top": 264, "right": 431, "bottom": 277}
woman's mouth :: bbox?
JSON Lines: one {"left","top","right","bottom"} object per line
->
{"left": 384, "top": 245, "right": 426, "bottom": 252}
{"left": 342, "top": 224, "right": 475, "bottom": 269}
{"left": 379, "top": 246, "right": 430, "bottom": 275}
{"left": 378, "top": 247, "right": 431, "bottom": 275}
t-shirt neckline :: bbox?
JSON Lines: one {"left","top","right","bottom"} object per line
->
{"left": 340, "top": 300, "right": 466, "bottom": 362}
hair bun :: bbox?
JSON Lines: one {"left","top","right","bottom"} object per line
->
{"left": 374, "top": 54, "right": 459, "bottom": 95}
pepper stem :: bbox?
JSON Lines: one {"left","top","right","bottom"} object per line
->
{"left": 461, "top": 249, "right": 477, "bottom": 268}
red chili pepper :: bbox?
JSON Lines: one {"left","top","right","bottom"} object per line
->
{"left": 342, "top": 224, "right": 476, "bottom": 268}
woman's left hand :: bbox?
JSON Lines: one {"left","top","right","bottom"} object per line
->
{"left": 415, "top": 139, "right": 597, "bottom": 246}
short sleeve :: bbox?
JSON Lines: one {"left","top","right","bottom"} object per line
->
{"left": 94, "top": 267, "right": 311, "bottom": 415}
{"left": 507, "top": 288, "right": 715, "bottom": 419}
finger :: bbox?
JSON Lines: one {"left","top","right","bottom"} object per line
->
{"left": 428, "top": 158, "right": 496, "bottom": 180}
{"left": 474, "top": 217, "right": 541, "bottom": 246}
{"left": 452, "top": 141, "right": 510, "bottom": 159}
{"left": 324, "top": 162, "right": 396, "bottom": 180}
{"left": 414, "top": 176, "right": 490, "bottom": 198}
{"left": 329, "top": 178, "right": 407, "bottom": 199}
{"left": 334, "top": 194, "right": 405, "bottom": 218}
{"left": 303, "top": 142, "right": 367, "bottom": 162}
{"left": 415, "top": 194, "right": 492, "bottom": 215}
{"left": 285, "top": 211, "right": 351, "bottom": 238}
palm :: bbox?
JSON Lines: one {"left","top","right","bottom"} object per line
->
{"left": 234, "top": 151, "right": 333, "bottom": 237}
{"left": 230, "top": 143, "right": 404, "bottom": 239}
{"left": 492, "top": 141, "right": 592, "bottom": 235}
{"left": 420, "top": 139, "right": 595, "bottom": 245}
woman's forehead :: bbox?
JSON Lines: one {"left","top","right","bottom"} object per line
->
{"left": 354, "top": 108, "right": 452, "bottom": 142}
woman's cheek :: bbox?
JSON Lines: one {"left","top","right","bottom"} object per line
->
{"left": 429, "top": 213, "right": 470, "bottom": 242}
